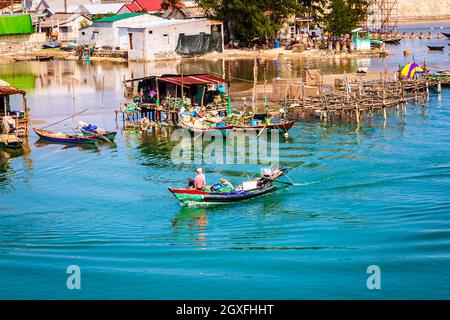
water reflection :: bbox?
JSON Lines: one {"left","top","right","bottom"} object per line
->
{"left": 172, "top": 206, "right": 208, "bottom": 248}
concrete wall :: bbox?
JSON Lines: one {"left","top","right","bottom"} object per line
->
{"left": 0, "top": 33, "right": 46, "bottom": 43}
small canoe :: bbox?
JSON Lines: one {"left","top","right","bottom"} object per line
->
{"left": 428, "top": 46, "right": 445, "bottom": 51}
{"left": 42, "top": 42, "right": 61, "bottom": 49}
{"left": 169, "top": 169, "right": 286, "bottom": 204}
{"left": 233, "top": 121, "right": 295, "bottom": 133}
{"left": 178, "top": 117, "right": 233, "bottom": 133}
{"left": 80, "top": 129, "right": 117, "bottom": 142}
{"left": 33, "top": 128, "right": 96, "bottom": 144}
{"left": 384, "top": 39, "right": 401, "bottom": 45}
{"left": 36, "top": 56, "right": 54, "bottom": 61}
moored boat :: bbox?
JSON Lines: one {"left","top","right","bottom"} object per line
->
{"left": 384, "top": 39, "right": 401, "bottom": 45}
{"left": 178, "top": 116, "right": 233, "bottom": 133}
{"left": 233, "top": 115, "right": 295, "bottom": 133}
{"left": 442, "top": 32, "right": 450, "bottom": 38}
{"left": 33, "top": 128, "right": 97, "bottom": 144}
{"left": 427, "top": 45, "right": 445, "bottom": 51}
{"left": 169, "top": 168, "right": 288, "bottom": 204}
{"left": 78, "top": 122, "right": 117, "bottom": 142}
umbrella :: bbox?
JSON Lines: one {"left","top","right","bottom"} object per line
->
{"left": 401, "top": 63, "right": 424, "bottom": 79}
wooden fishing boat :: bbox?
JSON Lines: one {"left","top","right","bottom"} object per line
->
{"left": 442, "top": 32, "right": 450, "bottom": 38}
{"left": 428, "top": 45, "right": 445, "bottom": 51}
{"left": 178, "top": 117, "right": 233, "bottom": 133}
{"left": 169, "top": 169, "right": 287, "bottom": 204}
{"left": 233, "top": 120, "right": 295, "bottom": 133}
{"left": 384, "top": 39, "right": 401, "bottom": 45}
{"left": 33, "top": 128, "right": 96, "bottom": 144}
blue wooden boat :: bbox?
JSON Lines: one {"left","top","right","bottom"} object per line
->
{"left": 42, "top": 42, "right": 61, "bottom": 49}
{"left": 33, "top": 128, "right": 96, "bottom": 144}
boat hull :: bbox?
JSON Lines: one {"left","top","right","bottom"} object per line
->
{"left": 33, "top": 128, "right": 96, "bottom": 144}
{"left": 233, "top": 121, "right": 295, "bottom": 133}
{"left": 81, "top": 129, "right": 117, "bottom": 142}
{"left": 178, "top": 118, "right": 233, "bottom": 134}
{"left": 168, "top": 185, "right": 277, "bottom": 204}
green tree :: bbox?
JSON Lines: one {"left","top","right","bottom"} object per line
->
{"left": 321, "top": 0, "right": 370, "bottom": 35}
{"left": 196, "top": 0, "right": 300, "bottom": 44}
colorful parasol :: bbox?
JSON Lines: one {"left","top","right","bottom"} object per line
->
{"left": 401, "top": 63, "right": 424, "bottom": 79}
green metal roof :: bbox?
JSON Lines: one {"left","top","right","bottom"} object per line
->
{"left": 95, "top": 13, "right": 144, "bottom": 23}
{"left": 0, "top": 14, "right": 34, "bottom": 36}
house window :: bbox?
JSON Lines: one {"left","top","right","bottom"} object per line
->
{"left": 81, "top": 32, "right": 85, "bottom": 36}
{"left": 129, "top": 33, "right": 133, "bottom": 49}
{"left": 148, "top": 30, "right": 153, "bottom": 34}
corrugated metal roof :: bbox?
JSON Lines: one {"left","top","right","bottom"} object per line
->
{"left": 0, "top": 86, "right": 26, "bottom": 96}
{"left": 77, "top": 3, "right": 127, "bottom": 15}
{"left": 95, "top": 12, "right": 144, "bottom": 22}
{"left": 158, "top": 75, "right": 226, "bottom": 86}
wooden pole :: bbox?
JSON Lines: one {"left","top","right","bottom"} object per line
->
{"left": 252, "top": 47, "right": 258, "bottom": 113}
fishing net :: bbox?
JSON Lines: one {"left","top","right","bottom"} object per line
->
{"left": 176, "top": 32, "right": 223, "bottom": 55}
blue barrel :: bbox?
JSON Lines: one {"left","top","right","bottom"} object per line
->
{"left": 274, "top": 41, "right": 280, "bottom": 48}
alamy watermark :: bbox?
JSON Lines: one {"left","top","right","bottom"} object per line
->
{"left": 366, "top": 265, "right": 381, "bottom": 290}
{"left": 66, "top": 265, "right": 81, "bottom": 290}
{"left": 170, "top": 129, "right": 280, "bottom": 165}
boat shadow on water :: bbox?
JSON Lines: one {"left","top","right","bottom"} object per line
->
{"left": 33, "top": 139, "right": 101, "bottom": 152}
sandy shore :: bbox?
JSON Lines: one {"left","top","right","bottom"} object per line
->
{"left": 398, "top": 16, "right": 450, "bottom": 24}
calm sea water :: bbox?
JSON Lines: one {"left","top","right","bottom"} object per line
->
{"left": 1, "top": 23, "right": 450, "bottom": 299}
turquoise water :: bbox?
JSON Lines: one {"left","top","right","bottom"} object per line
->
{"left": 1, "top": 26, "right": 450, "bottom": 299}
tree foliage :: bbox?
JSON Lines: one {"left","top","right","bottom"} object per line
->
{"left": 195, "top": 0, "right": 370, "bottom": 42}
{"left": 321, "top": 0, "right": 370, "bottom": 35}
{"left": 196, "top": 0, "right": 299, "bottom": 43}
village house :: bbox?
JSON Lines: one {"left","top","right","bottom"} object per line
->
{"left": 75, "top": 3, "right": 127, "bottom": 16}
{"left": 34, "top": 0, "right": 100, "bottom": 16}
{"left": 118, "top": 18, "right": 224, "bottom": 60}
{"left": 79, "top": 11, "right": 223, "bottom": 60}
{"left": 116, "top": 0, "right": 163, "bottom": 14}
{"left": 41, "top": 12, "right": 92, "bottom": 40}
{"left": 78, "top": 12, "right": 148, "bottom": 49}
{"left": 161, "top": 6, "right": 206, "bottom": 20}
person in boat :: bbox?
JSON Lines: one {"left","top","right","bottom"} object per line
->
{"left": 194, "top": 168, "right": 206, "bottom": 190}
{"left": 187, "top": 177, "right": 195, "bottom": 189}
{"left": 220, "top": 178, "right": 233, "bottom": 189}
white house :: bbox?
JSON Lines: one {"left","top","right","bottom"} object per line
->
{"left": 41, "top": 13, "right": 92, "bottom": 40}
{"left": 118, "top": 18, "right": 224, "bottom": 60}
{"left": 79, "top": 13, "right": 152, "bottom": 49}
